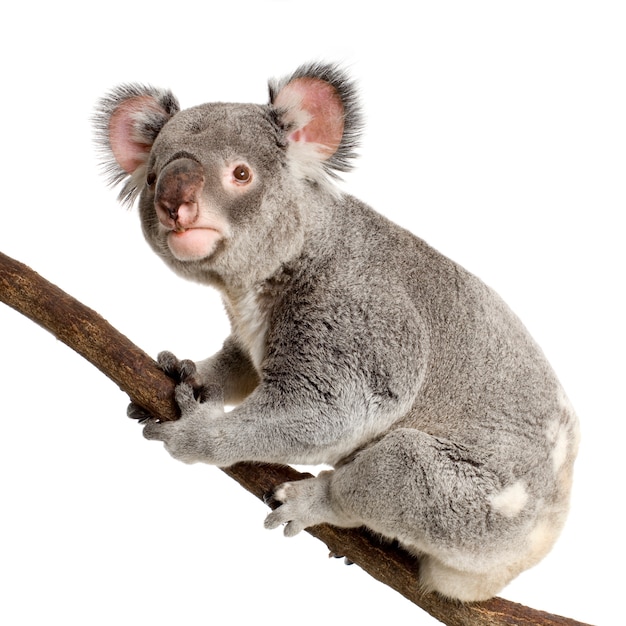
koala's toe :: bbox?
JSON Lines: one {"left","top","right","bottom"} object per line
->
{"left": 263, "top": 508, "right": 285, "bottom": 530}
{"left": 264, "top": 503, "right": 301, "bottom": 534}
{"left": 283, "top": 520, "right": 305, "bottom": 537}
{"left": 142, "top": 419, "right": 169, "bottom": 441}
{"left": 157, "top": 350, "right": 179, "bottom": 373}
{"left": 174, "top": 382, "right": 199, "bottom": 412}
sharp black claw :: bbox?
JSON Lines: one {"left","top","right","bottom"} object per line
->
{"left": 127, "top": 402, "right": 155, "bottom": 423}
{"left": 179, "top": 359, "right": 197, "bottom": 381}
{"left": 263, "top": 490, "right": 281, "bottom": 508}
{"left": 329, "top": 552, "right": 353, "bottom": 565}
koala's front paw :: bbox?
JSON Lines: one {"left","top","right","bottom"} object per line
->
{"left": 264, "top": 474, "right": 337, "bottom": 537}
{"left": 142, "top": 382, "right": 224, "bottom": 464}
{"left": 127, "top": 351, "right": 207, "bottom": 425}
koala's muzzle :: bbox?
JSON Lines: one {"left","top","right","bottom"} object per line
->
{"left": 155, "top": 158, "right": 205, "bottom": 229}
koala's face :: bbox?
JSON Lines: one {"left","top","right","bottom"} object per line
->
{"left": 96, "top": 65, "right": 361, "bottom": 286}
{"left": 137, "top": 103, "right": 293, "bottom": 280}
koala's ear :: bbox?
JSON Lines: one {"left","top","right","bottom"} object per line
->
{"left": 269, "top": 63, "right": 362, "bottom": 183}
{"left": 94, "top": 84, "right": 179, "bottom": 206}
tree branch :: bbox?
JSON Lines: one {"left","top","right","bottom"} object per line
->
{"left": 0, "top": 250, "right": 592, "bottom": 626}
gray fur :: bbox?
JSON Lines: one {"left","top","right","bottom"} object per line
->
{"left": 94, "top": 63, "right": 579, "bottom": 602}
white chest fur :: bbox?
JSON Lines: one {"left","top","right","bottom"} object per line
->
{"left": 225, "top": 288, "right": 271, "bottom": 371}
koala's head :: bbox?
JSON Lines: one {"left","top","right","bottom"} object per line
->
{"left": 94, "top": 63, "right": 362, "bottom": 287}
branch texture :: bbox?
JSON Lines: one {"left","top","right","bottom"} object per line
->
{"left": 0, "top": 251, "right": 592, "bottom": 626}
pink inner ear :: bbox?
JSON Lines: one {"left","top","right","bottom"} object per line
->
{"left": 108, "top": 96, "right": 159, "bottom": 174}
{"left": 278, "top": 78, "right": 345, "bottom": 157}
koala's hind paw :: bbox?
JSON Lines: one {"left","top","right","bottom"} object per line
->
{"left": 264, "top": 482, "right": 312, "bottom": 537}
{"left": 264, "top": 473, "right": 346, "bottom": 537}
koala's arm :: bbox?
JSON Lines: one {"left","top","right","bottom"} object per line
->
{"left": 143, "top": 294, "right": 425, "bottom": 467}
{"left": 194, "top": 336, "right": 260, "bottom": 406}
{"left": 144, "top": 370, "right": 371, "bottom": 467}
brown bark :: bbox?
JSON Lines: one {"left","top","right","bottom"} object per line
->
{"left": 0, "top": 250, "right": 592, "bottom": 626}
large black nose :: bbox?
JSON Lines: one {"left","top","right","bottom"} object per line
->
{"left": 155, "top": 158, "right": 205, "bottom": 221}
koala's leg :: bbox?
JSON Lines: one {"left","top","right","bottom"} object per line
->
{"left": 266, "top": 427, "right": 558, "bottom": 602}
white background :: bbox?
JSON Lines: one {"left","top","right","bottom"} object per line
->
{"left": 0, "top": 2, "right": 623, "bottom": 624}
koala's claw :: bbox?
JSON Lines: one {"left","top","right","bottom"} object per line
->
{"left": 127, "top": 402, "right": 153, "bottom": 423}
{"left": 158, "top": 351, "right": 197, "bottom": 383}
{"left": 329, "top": 552, "right": 354, "bottom": 565}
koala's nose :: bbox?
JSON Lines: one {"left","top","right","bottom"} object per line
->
{"left": 155, "top": 158, "right": 205, "bottom": 227}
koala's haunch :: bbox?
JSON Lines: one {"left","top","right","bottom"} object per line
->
{"left": 94, "top": 63, "right": 580, "bottom": 602}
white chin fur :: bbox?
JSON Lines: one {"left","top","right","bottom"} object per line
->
{"left": 167, "top": 228, "right": 222, "bottom": 261}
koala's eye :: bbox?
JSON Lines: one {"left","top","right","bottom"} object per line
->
{"left": 146, "top": 172, "right": 157, "bottom": 188}
{"left": 232, "top": 164, "right": 252, "bottom": 184}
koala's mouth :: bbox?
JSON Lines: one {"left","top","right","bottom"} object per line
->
{"left": 166, "top": 227, "right": 223, "bottom": 261}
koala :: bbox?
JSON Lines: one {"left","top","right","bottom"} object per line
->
{"left": 94, "top": 63, "right": 580, "bottom": 602}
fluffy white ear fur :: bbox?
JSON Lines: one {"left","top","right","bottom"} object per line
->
{"left": 273, "top": 77, "right": 346, "bottom": 189}
{"left": 108, "top": 97, "right": 163, "bottom": 174}
{"left": 94, "top": 84, "right": 179, "bottom": 206}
